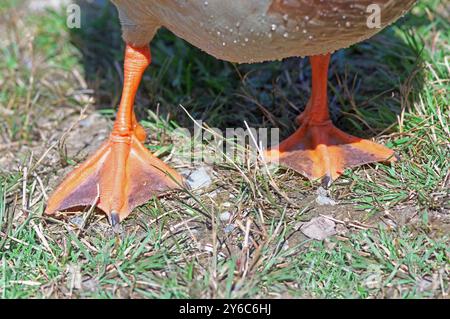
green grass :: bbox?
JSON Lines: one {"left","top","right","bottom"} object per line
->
{"left": 0, "top": 0, "right": 448, "bottom": 298}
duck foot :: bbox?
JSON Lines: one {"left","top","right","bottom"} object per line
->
{"left": 265, "top": 53, "right": 396, "bottom": 184}
{"left": 265, "top": 120, "right": 397, "bottom": 183}
{"left": 45, "top": 44, "right": 184, "bottom": 224}
{"left": 45, "top": 133, "right": 183, "bottom": 223}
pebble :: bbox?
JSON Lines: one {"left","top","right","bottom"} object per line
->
{"left": 315, "top": 187, "right": 337, "bottom": 206}
{"left": 219, "top": 211, "right": 231, "bottom": 221}
{"left": 300, "top": 216, "right": 336, "bottom": 240}
{"left": 185, "top": 166, "right": 212, "bottom": 190}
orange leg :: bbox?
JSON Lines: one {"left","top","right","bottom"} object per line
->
{"left": 45, "top": 44, "right": 184, "bottom": 225}
{"left": 132, "top": 110, "right": 147, "bottom": 143}
{"left": 266, "top": 54, "right": 397, "bottom": 185}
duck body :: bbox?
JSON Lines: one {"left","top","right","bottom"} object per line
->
{"left": 113, "top": 0, "right": 416, "bottom": 63}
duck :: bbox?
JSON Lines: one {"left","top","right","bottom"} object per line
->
{"left": 45, "top": 0, "right": 417, "bottom": 226}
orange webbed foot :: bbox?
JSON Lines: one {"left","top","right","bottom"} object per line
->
{"left": 265, "top": 120, "right": 396, "bottom": 183}
{"left": 45, "top": 133, "right": 183, "bottom": 224}
{"left": 45, "top": 44, "right": 184, "bottom": 225}
{"left": 265, "top": 53, "right": 396, "bottom": 184}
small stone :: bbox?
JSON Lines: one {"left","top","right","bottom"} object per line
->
{"left": 224, "top": 224, "right": 235, "bottom": 233}
{"left": 219, "top": 211, "right": 231, "bottom": 221}
{"left": 69, "top": 216, "right": 84, "bottom": 228}
{"left": 185, "top": 166, "right": 212, "bottom": 190}
{"left": 300, "top": 216, "right": 336, "bottom": 240}
{"left": 315, "top": 187, "right": 337, "bottom": 206}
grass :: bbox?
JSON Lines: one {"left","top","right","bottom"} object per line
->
{"left": 0, "top": 0, "right": 448, "bottom": 298}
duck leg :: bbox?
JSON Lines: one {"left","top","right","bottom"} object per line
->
{"left": 266, "top": 54, "right": 396, "bottom": 185}
{"left": 132, "top": 109, "right": 147, "bottom": 143}
{"left": 45, "top": 44, "right": 183, "bottom": 225}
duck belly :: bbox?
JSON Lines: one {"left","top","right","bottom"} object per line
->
{"left": 114, "top": 0, "right": 416, "bottom": 63}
